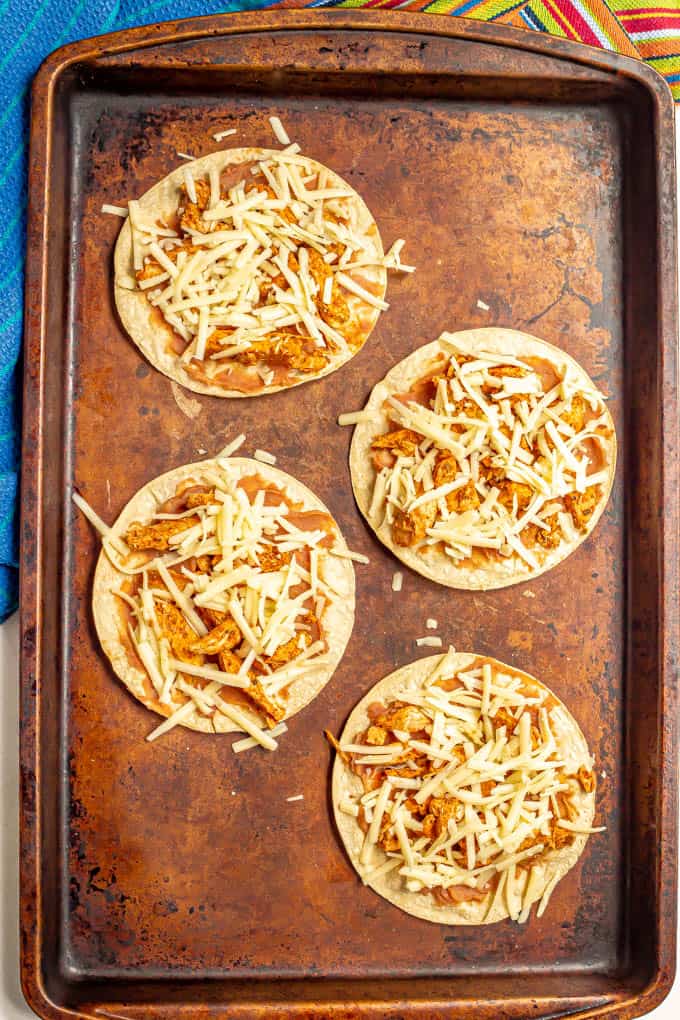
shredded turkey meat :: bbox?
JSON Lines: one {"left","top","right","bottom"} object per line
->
{"left": 330, "top": 650, "right": 603, "bottom": 922}
{"left": 125, "top": 149, "right": 412, "bottom": 390}
{"left": 361, "top": 338, "right": 614, "bottom": 571}
{"left": 95, "top": 466, "right": 348, "bottom": 740}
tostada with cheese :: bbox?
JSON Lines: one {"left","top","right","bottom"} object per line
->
{"left": 74, "top": 457, "right": 356, "bottom": 745}
{"left": 114, "top": 148, "right": 411, "bottom": 396}
{"left": 329, "top": 649, "right": 603, "bottom": 925}
{"left": 347, "top": 328, "right": 616, "bottom": 590}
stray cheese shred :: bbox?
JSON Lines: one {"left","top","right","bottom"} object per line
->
{"left": 253, "top": 449, "right": 277, "bottom": 465}
{"left": 102, "top": 204, "right": 129, "bottom": 217}
{"left": 213, "top": 128, "right": 237, "bottom": 141}
{"left": 269, "top": 115, "right": 291, "bottom": 145}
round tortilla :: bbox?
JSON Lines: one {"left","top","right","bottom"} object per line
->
{"left": 114, "top": 148, "right": 386, "bottom": 397}
{"left": 332, "top": 652, "right": 596, "bottom": 925}
{"left": 349, "top": 328, "right": 617, "bottom": 590}
{"left": 92, "top": 457, "right": 356, "bottom": 734}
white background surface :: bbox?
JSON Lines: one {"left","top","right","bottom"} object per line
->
{"left": 0, "top": 110, "right": 677, "bottom": 1020}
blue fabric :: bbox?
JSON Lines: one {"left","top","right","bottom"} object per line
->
{"left": 0, "top": 0, "right": 279, "bottom": 621}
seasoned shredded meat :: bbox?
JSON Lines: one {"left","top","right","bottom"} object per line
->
{"left": 371, "top": 429, "right": 422, "bottom": 456}
{"left": 365, "top": 725, "right": 389, "bottom": 746}
{"left": 432, "top": 453, "right": 457, "bottom": 489}
{"left": 547, "top": 817, "right": 574, "bottom": 851}
{"left": 392, "top": 501, "right": 436, "bottom": 547}
{"left": 185, "top": 490, "right": 216, "bottom": 509}
{"left": 125, "top": 516, "right": 200, "bottom": 552}
{"left": 564, "top": 486, "right": 601, "bottom": 530}
{"left": 487, "top": 363, "right": 528, "bottom": 379}
{"left": 378, "top": 816, "right": 400, "bottom": 853}
{"left": 452, "top": 396, "right": 484, "bottom": 419}
{"left": 491, "top": 706, "right": 518, "bottom": 733}
{"left": 186, "top": 555, "right": 212, "bottom": 573}
{"left": 257, "top": 545, "right": 292, "bottom": 573}
{"left": 154, "top": 600, "right": 202, "bottom": 665}
{"left": 498, "top": 481, "right": 533, "bottom": 514}
{"left": 178, "top": 179, "right": 211, "bottom": 232}
{"left": 234, "top": 333, "right": 329, "bottom": 374}
{"left": 136, "top": 257, "right": 164, "bottom": 283}
{"left": 145, "top": 567, "right": 188, "bottom": 592}
{"left": 479, "top": 457, "right": 505, "bottom": 486}
{"left": 218, "top": 649, "right": 242, "bottom": 675}
{"left": 190, "top": 616, "right": 241, "bottom": 655}
{"left": 522, "top": 513, "right": 561, "bottom": 550}
{"left": 429, "top": 796, "right": 463, "bottom": 835}
{"left": 199, "top": 606, "right": 228, "bottom": 629}
{"left": 306, "top": 246, "right": 351, "bottom": 329}
{"left": 247, "top": 182, "right": 296, "bottom": 225}
{"left": 561, "top": 393, "right": 587, "bottom": 432}
{"left": 446, "top": 478, "right": 480, "bottom": 514}
{"left": 577, "top": 766, "right": 596, "bottom": 793}
{"left": 203, "top": 327, "right": 236, "bottom": 359}
{"left": 259, "top": 251, "right": 300, "bottom": 302}
{"left": 266, "top": 627, "right": 313, "bottom": 669}
{"left": 433, "top": 884, "right": 489, "bottom": 905}
{"left": 375, "top": 704, "right": 430, "bottom": 734}
{"left": 246, "top": 676, "right": 285, "bottom": 727}
{"left": 422, "top": 814, "right": 436, "bottom": 838}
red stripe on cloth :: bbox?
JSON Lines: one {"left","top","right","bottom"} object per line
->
{"left": 615, "top": 7, "right": 680, "bottom": 15}
{"left": 544, "top": 0, "right": 602, "bottom": 47}
{"left": 541, "top": 0, "right": 579, "bottom": 41}
{"left": 621, "top": 16, "right": 680, "bottom": 32}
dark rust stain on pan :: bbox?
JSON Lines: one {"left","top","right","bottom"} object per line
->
{"left": 20, "top": 10, "right": 678, "bottom": 1019}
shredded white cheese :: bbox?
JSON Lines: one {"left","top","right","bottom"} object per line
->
{"left": 219, "top": 433, "right": 246, "bottom": 458}
{"left": 101, "top": 204, "right": 128, "bottom": 217}
{"left": 391, "top": 570, "right": 403, "bottom": 593}
{"left": 269, "top": 115, "right": 291, "bottom": 145}
{"left": 328, "top": 546, "right": 369, "bottom": 565}
{"left": 213, "top": 128, "right": 237, "bottom": 141}
{"left": 232, "top": 721, "right": 287, "bottom": 753}
{"left": 218, "top": 702, "right": 278, "bottom": 749}
{"left": 338, "top": 410, "right": 381, "bottom": 426}
{"left": 253, "top": 449, "right": 277, "bottom": 465}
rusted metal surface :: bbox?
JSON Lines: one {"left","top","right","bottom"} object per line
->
{"left": 20, "top": 10, "right": 678, "bottom": 1019}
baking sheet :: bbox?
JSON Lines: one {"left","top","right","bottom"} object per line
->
{"left": 20, "top": 11, "right": 678, "bottom": 1019}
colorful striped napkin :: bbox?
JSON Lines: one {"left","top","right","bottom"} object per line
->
{"left": 0, "top": 0, "right": 677, "bottom": 621}
{"left": 269, "top": 0, "right": 680, "bottom": 97}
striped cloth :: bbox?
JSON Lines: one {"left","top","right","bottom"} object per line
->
{"left": 269, "top": 0, "right": 680, "bottom": 97}
{"left": 0, "top": 0, "right": 677, "bottom": 621}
